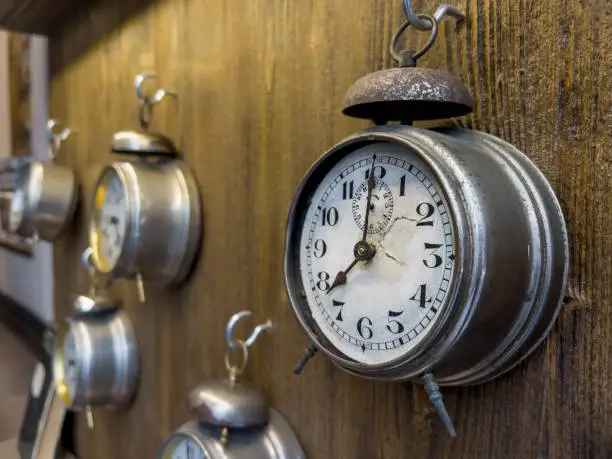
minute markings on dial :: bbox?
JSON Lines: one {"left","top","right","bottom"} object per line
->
{"left": 303, "top": 154, "right": 454, "bottom": 352}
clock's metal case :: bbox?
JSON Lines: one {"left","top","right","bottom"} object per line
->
{"left": 90, "top": 158, "right": 201, "bottom": 287}
{"left": 53, "top": 308, "right": 139, "bottom": 408}
{"left": 157, "top": 409, "right": 306, "bottom": 459}
{"left": 284, "top": 125, "right": 569, "bottom": 386}
{"left": 9, "top": 154, "right": 78, "bottom": 242}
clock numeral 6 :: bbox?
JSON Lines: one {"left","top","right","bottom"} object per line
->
{"left": 313, "top": 239, "right": 327, "bottom": 258}
{"left": 423, "top": 243, "right": 443, "bottom": 268}
{"left": 357, "top": 317, "right": 373, "bottom": 339}
{"left": 321, "top": 207, "right": 339, "bottom": 226}
{"left": 316, "top": 271, "right": 330, "bottom": 291}
{"left": 416, "top": 202, "right": 435, "bottom": 226}
{"left": 386, "top": 310, "right": 405, "bottom": 334}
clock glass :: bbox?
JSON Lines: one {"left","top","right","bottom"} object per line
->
{"left": 297, "top": 142, "right": 455, "bottom": 365}
{"left": 91, "top": 168, "right": 129, "bottom": 272}
{"left": 161, "top": 435, "right": 208, "bottom": 459}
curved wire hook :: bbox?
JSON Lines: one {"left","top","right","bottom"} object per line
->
{"left": 403, "top": 1, "right": 465, "bottom": 31}
{"left": 47, "top": 119, "right": 72, "bottom": 160}
{"left": 225, "top": 311, "right": 274, "bottom": 350}
{"left": 134, "top": 73, "right": 177, "bottom": 105}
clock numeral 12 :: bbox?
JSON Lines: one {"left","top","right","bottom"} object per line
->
{"left": 364, "top": 165, "right": 386, "bottom": 180}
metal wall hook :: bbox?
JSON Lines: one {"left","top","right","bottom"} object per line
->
{"left": 47, "top": 119, "right": 72, "bottom": 159}
{"left": 225, "top": 311, "right": 274, "bottom": 350}
{"left": 134, "top": 73, "right": 177, "bottom": 106}
{"left": 403, "top": 1, "right": 465, "bottom": 31}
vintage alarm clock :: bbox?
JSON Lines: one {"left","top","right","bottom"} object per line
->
{"left": 88, "top": 73, "right": 202, "bottom": 302}
{"left": 53, "top": 250, "right": 139, "bottom": 428}
{"left": 7, "top": 120, "right": 78, "bottom": 242}
{"left": 284, "top": 4, "right": 569, "bottom": 436}
{"left": 157, "top": 311, "right": 305, "bottom": 459}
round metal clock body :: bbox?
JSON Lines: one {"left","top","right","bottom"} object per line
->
{"left": 156, "top": 409, "right": 305, "bottom": 459}
{"left": 8, "top": 159, "right": 78, "bottom": 241}
{"left": 284, "top": 125, "right": 569, "bottom": 385}
{"left": 89, "top": 159, "right": 201, "bottom": 287}
{"left": 53, "top": 309, "right": 139, "bottom": 408}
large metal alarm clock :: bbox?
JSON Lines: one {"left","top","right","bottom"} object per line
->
{"left": 284, "top": 6, "right": 569, "bottom": 435}
{"left": 53, "top": 308, "right": 139, "bottom": 412}
{"left": 88, "top": 74, "right": 201, "bottom": 301}
{"left": 7, "top": 120, "right": 78, "bottom": 242}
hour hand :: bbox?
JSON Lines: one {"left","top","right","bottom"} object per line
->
{"left": 326, "top": 259, "right": 358, "bottom": 295}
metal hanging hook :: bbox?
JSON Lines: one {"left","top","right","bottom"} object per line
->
{"left": 134, "top": 73, "right": 177, "bottom": 131}
{"left": 47, "top": 119, "right": 72, "bottom": 160}
{"left": 403, "top": 1, "right": 465, "bottom": 31}
{"left": 225, "top": 311, "right": 274, "bottom": 350}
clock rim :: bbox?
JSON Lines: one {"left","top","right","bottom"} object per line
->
{"left": 284, "top": 127, "right": 474, "bottom": 377}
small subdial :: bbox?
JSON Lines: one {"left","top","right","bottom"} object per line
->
{"left": 352, "top": 178, "right": 394, "bottom": 234}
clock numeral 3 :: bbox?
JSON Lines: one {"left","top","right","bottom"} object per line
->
{"left": 386, "top": 310, "right": 405, "bottom": 334}
{"left": 416, "top": 202, "right": 435, "bottom": 226}
{"left": 342, "top": 181, "right": 354, "bottom": 200}
{"left": 357, "top": 317, "right": 373, "bottom": 339}
{"left": 313, "top": 239, "right": 327, "bottom": 258}
{"left": 423, "top": 243, "right": 443, "bottom": 268}
{"left": 316, "top": 271, "right": 330, "bottom": 291}
{"left": 321, "top": 207, "right": 339, "bottom": 226}
{"left": 411, "top": 284, "right": 432, "bottom": 308}
{"left": 332, "top": 299, "right": 345, "bottom": 321}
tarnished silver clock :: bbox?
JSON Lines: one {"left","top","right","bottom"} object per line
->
{"left": 284, "top": 3, "right": 569, "bottom": 435}
{"left": 53, "top": 308, "right": 139, "bottom": 413}
{"left": 8, "top": 120, "right": 78, "bottom": 242}
{"left": 89, "top": 74, "right": 202, "bottom": 301}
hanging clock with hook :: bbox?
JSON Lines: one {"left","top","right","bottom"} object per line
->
{"left": 53, "top": 249, "right": 139, "bottom": 428}
{"left": 88, "top": 73, "right": 202, "bottom": 302}
{"left": 284, "top": 2, "right": 569, "bottom": 436}
{"left": 7, "top": 120, "right": 78, "bottom": 242}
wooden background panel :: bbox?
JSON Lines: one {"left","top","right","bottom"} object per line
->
{"left": 48, "top": 0, "right": 611, "bottom": 458}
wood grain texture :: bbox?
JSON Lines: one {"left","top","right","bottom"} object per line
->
{"left": 0, "top": 0, "right": 89, "bottom": 35}
{"left": 48, "top": 0, "right": 611, "bottom": 458}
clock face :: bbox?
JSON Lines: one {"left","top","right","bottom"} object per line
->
{"left": 62, "top": 329, "right": 78, "bottom": 401}
{"left": 297, "top": 142, "right": 455, "bottom": 365}
{"left": 91, "top": 168, "right": 129, "bottom": 272}
{"left": 162, "top": 436, "right": 207, "bottom": 459}
{"left": 8, "top": 188, "right": 25, "bottom": 232}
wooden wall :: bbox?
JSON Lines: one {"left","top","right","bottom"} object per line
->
{"left": 48, "top": 0, "right": 611, "bottom": 458}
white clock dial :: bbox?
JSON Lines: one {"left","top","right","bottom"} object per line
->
{"left": 162, "top": 436, "right": 207, "bottom": 459}
{"left": 299, "top": 143, "right": 454, "bottom": 365}
{"left": 92, "top": 169, "right": 128, "bottom": 272}
{"left": 8, "top": 188, "right": 25, "bottom": 232}
{"left": 62, "top": 329, "right": 78, "bottom": 400}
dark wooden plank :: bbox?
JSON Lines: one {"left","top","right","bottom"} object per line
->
{"left": 48, "top": 0, "right": 612, "bottom": 458}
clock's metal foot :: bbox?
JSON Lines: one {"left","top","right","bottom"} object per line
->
{"left": 293, "top": 345, "right": 318, "bottom": 375}
{"left": 422, "top": 373, "right": 456, "bottom": 437}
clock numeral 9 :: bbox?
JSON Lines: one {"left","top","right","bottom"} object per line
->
{"left": 357, "top": 317, "right": 373, "bottom": 339}
{"left": 411, "top": 284, "right": 432, "bottom": 308}
{"left": 321, "top": 207, "right": 339, "bottom": 226}
{"left": 416, "top": 202, "right": 435, "bottom": 226}
{"left": 316, "top": 271, "right": 330, "bottom": 291}
{"left": 423, "top": 243, "right": 443, "bottom": 268}
{"left": 386, "top": 310, "right": 405, "bottom": 334}
{"left": 313, "top": 239, "right": 327, "bottom": 258}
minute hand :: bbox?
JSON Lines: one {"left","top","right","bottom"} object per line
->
{"left": 362, "top": 155, "right": 377, "bottom": 240}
